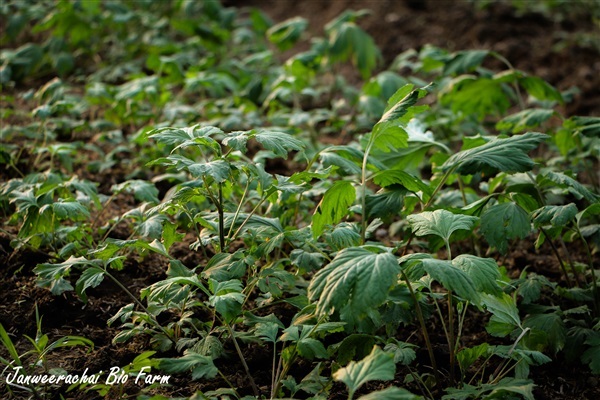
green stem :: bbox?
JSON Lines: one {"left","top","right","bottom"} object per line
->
{"left": 360, "top": 138, "right": 375, "bottom": 244}
{"left": 446, "top": 241, "right": 456, "bottom": 385}
{"left": 226, "top": 176, "right": 251, "bottom": 244}
{"left": 401, "top": 270, "right": 440, "bottom": 385}
{"left": 217, "top": 183, "right": 225, "bottom": 252}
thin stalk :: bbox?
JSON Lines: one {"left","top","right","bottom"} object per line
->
{"left": 217, "top": 183, "right": 225, "bottom": 251}
{"left": 360, "top": 138, "right": 375, "bottom": 244}
{"left": 445, "top": 242, "right": 456, "bottom": 385}
{"left": 407, "top": 365, "right": 435, "bottom": 399}
{"left": 468, "top": 352, "right": 495, "bottom": 386}
{"left": 226, "top": 177, "right": 251, "bottom": 244}
{"left": 576, "top": 226, "right": 599, "bottom": 314}
{"left": 225, "top": 322, "right": 260, "bottom": 397}
{"left": 431, "top": 295, "right": 450, "bottom": 354}
{"left": 271, "top": 341, "right": 277, "bottom": 398}
{"left": 401, "top": 270, "right": 440, "bottom": 385}
{"left": 231, "top": 195, "right": 269, "bottom": 241}
{"left": 491, "top": 327, "right": 530, "bottom": 383}
{"left": 540, "top": 227, "right": 573, "bottom": 287}
{"left": 526, "top": 172, "right": 577, "bottom": 287}
{"left": 218, "top": 370, "right": 240, "bottom": 397}
{"left": 272, "top": 317, "right": 326, "bottom": 397}
{"left": 104, "top": 270, "right": 176, "bottom": 345}
{"left": 490, "top": 51, "right": 525, "bottom": 111}
{"left": 558, "top": 235, "right": 584, "bottom": 286}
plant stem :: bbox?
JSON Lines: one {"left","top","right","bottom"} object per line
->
{"left": 217, "top": 183, "right": 225, "bottom": 251}
{"left": 226, "top": 176, "right": 251, "bottom": 244}
{"left": 225, "top": 322, "right": 260, "bottom": 397}
{"left": 576, "top": 226, "right": 599, "bottom": 314}
{"left": 401, "top": 270, "right": 440, "bottom": 385}
{"left": 104, "top": 270, "right": 177, "bottom": 345}
{"left": 540, "top": 227, "right": 573, "bottom": 288}
{"left": 360, "top": 138, "right": 375, "bottom": 244}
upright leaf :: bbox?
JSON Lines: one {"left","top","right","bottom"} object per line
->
{"left": 312, "top": 180, "right": 355, "bottom": 239}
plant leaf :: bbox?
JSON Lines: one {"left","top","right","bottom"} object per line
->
{"left": 159, "top": 351, "right": 218, "bottom": 380}
{"left": 312, "top": 180, "right": 355, "bottom": 239}
{"left": 442, "top": 132, "right": 547, "bottom": 175}
{"left": 418, "top": 259, "right": 481, "bottom": 303}
{"left": 531, "top": 203, "right": 578, "bottom": 228}
{"left": 111, "top": 179, "right": 159, "bottom": 203}
{"left": 252, "top": 129, "right": 305, "bottom": 158}
{"left": 452, "top": 254, "right": 502, "bottom": 295}
{"left": 496, "top": 108, "right": 555, "bottom": 133}
{"left": 482, "top": 293, "right": 522, "bottom": 335}
{"left": 149, "top": 125, "right": 222, "bottom": 146}
{"left": 308, "top": 247, "right": 399, "bottom": 318}
{"left": 51, "top": 200, "right": 90, "bottom": 220}
{"left": 480, "top": 202, "right": 530, "bottom": 254}
{"left": 540, "top": 171, "right": 599, "bottom": 204}
{"left": 75, "top": 266, "right": 105, "bottom": 303}
{"left": 333, "top": 346, "right": 395, "bottom": 399}
{"left": 187, "top": 159, "right": 230, "bottom": 182}
{"left": 407, "top": 209, "right": 478, "bottom": 244}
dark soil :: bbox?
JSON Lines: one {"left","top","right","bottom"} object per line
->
{"left": 2, "top": 1, "right": 599, "bottom": 399}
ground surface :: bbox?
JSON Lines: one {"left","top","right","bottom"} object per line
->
{"left": 1, "top": 1, "right": 599, "bottom": 399}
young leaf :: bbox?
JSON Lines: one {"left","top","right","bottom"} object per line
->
{"left": 266, "top": 17, "right": 307, "bottom": 51}
{"left": 407, "top": 209, "right": 478, "bottom": 244}
{"left": 442, "top": 132, "right": 547, "bottom": 175}
{"left": 333, "top": 346, "right": 395, "bottom": 399}
{"left": 520, "top": 76, "right": 563, "bottom": 103}
{"left": 482, "top": 293, "right": 522, "bottom": 332}
{"left": 442, "top": 77, "right": 510, "bottom": 120}
{"left": 523, "top": 313, "right": 566, "bottom": 355}
{"left": 312, "top": 180, "right": 356, "bottom": 239}
{"left": 308, "top": 247, "right": 399, "bottom": 318}
{"left": 496, "top": 109, "right": 555, "bottom": 133}
{"left": 149, "top": 125, "right": 223, "bottom": 146}
{"left": 75, "top": 266, "right": 105, "bottom": 303}
{"left": 159, "top": 351, "right": 218, "bottom": 380}
{"left": 540, "top": 171, "right": 599, "bottom": 204}
{"left": 112, "top": 179, "right": 159, "bottom": 203}
{"left": 417, "top": 259, "right": 481, "bottom": 304}
{"left": 187, "top": 160, "right": 230, "bottom": 182}
{"left": 372, "top": 169, "right": 432, "bottom": 200}
{"left": 51, "top": 200, "right": 90, "bottom": 220}
{"left": 452, "top": 254, "right": 502, "bottom": 295}
{"left": 252, "top": 129, "right": 305, "bottom": 158}
{"left": 480, "top": 202, "right": 530, "bottom": 254}
{"left": 34, "top": 256, "right": 94, "bottom": 295}
{"left": 531, "top": 203, "right": 578, "bottom": 228}
{"left": 365, "top": 187, "right": 407, "bottom": 219}
{"left": 208, "top": 279, "right": 244, "bottom": 323}
{"left": 581, "top": 333, "right": 600, "bottom": 374}
{"left": 443, "top": 49, "right": 489, "bottom": 75}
